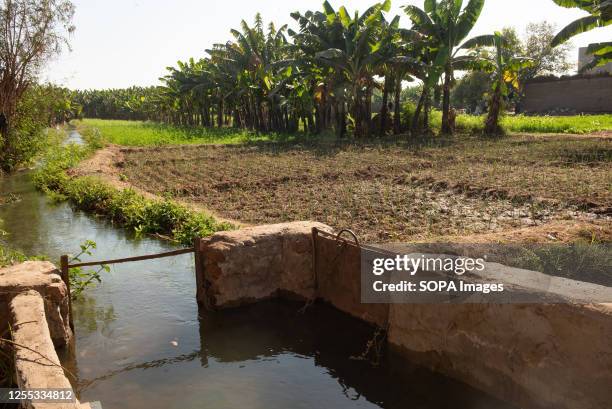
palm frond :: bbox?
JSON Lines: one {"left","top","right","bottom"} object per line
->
{"left": 551, "top": 15, "right": 600, "bottom": 46}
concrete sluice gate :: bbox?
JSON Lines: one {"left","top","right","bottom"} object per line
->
{"left": 1, "top": 221, "right": 611, "bottom": 409}
{"left": 199, "top": 221, "right": 612, "bottom": 409}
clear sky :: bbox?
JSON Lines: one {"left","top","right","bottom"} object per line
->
{"left": 42, "top": 0, "right": 612, "bottom": 90}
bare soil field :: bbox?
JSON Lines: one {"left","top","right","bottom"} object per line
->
{"left": 80, "top": 134, "right": 611, "bottom": 243}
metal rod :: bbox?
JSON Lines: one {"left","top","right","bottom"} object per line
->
{"left": 193, "top": 237, "right": 205, "bottom": 307}
{"left": 68, "top": 247, "right": 194, "bottom": 268}
{"left": 60, "top": 255, "right": 74, "bottom": 331}
{"left": 311, "top": 227, "right": 319, "bottom": 292}
{"left": 336, "top": 229, "right": 360, "bottom": 247}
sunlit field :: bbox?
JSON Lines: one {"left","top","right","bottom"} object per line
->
{"left": 76, "top": 130, "right": 611, "bottom": 243}
{"left": 76, "top": 119, "right": 298, "bottom": 146}
{"left": 430, "top": 113, "right": 612, "bottom": 134}
{"left": 79, "top": 114, "right": 612, "bottom": 148}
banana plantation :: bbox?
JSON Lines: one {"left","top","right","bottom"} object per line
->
{"left": 71, "top": 0, "right": 610, "bottom": 138}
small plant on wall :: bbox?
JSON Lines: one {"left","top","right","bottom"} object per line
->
{"left": 67, "top": 240, "right": 110, "bottom": 299}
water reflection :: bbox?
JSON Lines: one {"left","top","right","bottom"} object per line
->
{"left": 64, "top": 130, "right": 85, "bottom": 146}
{"left": 199, "top": 301, "right": 516, "bottom": 409}
{"left": 73, "top": 295, "right": 117, "bottom": 336}
{"left": 74, "top": 300, "right": 515, "bottom": 409}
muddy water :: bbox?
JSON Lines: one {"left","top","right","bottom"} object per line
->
{"left": 0, "top": 136, "right": 516, "bottom": 409}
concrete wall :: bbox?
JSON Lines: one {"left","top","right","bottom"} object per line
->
{"left": 199, "top": 221, "right": 331, "bottom": 308}
{"left": 0, "top": 261, "right": 72, "bottom": 346}
{"left": 388, "top": 303, "right": 612, "bottom": 409}
{"left": 314, "top": 230, "right": 389, "bottom": 326}
{"left": 200, "top": 222, "right": 612, "bottom": 409}
{"left": 522, "top": 75, "right": 612, "bottom": 114}
{"left": 0, "top": 262, "right": 94, "bottom": 409}
{"left": 10, "top": 290, "right": 77, "bottom": 409}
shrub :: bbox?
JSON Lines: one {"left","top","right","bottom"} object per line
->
{"left": 64, "top": 177, "right": 115, "bottom": 212}
{"left": 1, "top": 85, "right": 79, "bottom": 172}
{"left": 174, "top": 213, "right": 233, "bottom": 245}
{"left": 400, "top": 102, "right": 417, "bottom": 131}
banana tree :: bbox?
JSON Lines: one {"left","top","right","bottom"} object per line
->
{"left": 551, "top": 0, "right": 612, "bottom": 71}
{"left": 391, "top": 25, "right": 440, "bottom": 135}
{"left": 376, "top": 13, "right": 419, "bottom": 136}
{"left": 460, "top": 32, "right": 533, "bottom": 134}
{"left": 404, "top": 0, "right": 485, "bottom": 135}
{"left": 206, "top": 15, "right": 291, "bottom": 132}
{"left": 289, "top": 4, "right": 352, "bottom": 135}
{"left": 312, "top": 0, "right": 391, "bottom": 138}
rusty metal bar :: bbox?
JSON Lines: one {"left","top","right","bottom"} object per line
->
{"left": 336, "top": 229, "right": 360, "bottom": 247}
{"left": 314, "top": 228, "right": 359, "bottom": 246}
{"left": 312, "top": 227, "right": 399, "bottom": 257}
{"left": 60, "top": 255, "right": 74, "bottom": 331}
{"left": 193, "top": 237, "right": 205, "bottom": 307}
{"left": 68, "top": 247, "right": 194, "bottom": 268}
{"left": 311, "top": 227, "right": 319, "bottom": 292}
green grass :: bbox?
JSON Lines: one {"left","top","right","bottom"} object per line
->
{"left": 76, "top": 119, "right": 301, "bottom": 146}
{"left": 431, "top": 112, "right": 612, "bottom": 134}
{"left": 499, "top": 114, "right": 612, "bottom": 134}
{"left": 81, "top": 113, "right": 611, "bottom": 148}
{"left": 0, "top": 244, "right": 32, "bottom": 267}
{"left": 33, "top": 128, "right": 233, "bottom": 245}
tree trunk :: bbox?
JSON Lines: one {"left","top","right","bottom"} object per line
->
{"left": 485, "top": 82, "right": 503, "bottom": 135}
{"left": 217, "top": 97, "right": 224, "bottom": 128}
{"left": 283, "top": 107, "right": 289, "bottom": 132}
{"left": 0, "top": 113, "right": 11, "bottom": 172}
{"left": 441, "top": 63, "right": 453, "bottom": 135}
{"left": 423, "top": 88, "right": 430, "bottom": 133}
{"left": 393, "top": 73, "right": 402, "bottom": 135}
{"left": 257, "top": 98, "right": 266, "bottom": 132}
{"left": 321, "top": 86, "right": 328, "bottom": 130}
{"left": 0, "top": 113, "right": 8, "bottom": 140}
{"left": 233, "top": 108, "right": 241, "bottom": 128}
{"left": 353, "top": 89, "right": 362, "bottom": 138}
{"left": 332, "top": 101, "right": 338, "bottom": 136}
{"left": 0, "top": 116, "right": 21, "bottom": 172}
{"left": 379, "top": 76, "right": 390, "bottom": 137}
{"left": 251, "top": 96, "right": 259, "bottom": 132}
{"left": 336, "top": 101, "right": 346, "bottom": 138}
{"left": 340, "top": 102, "right": 347, "bottom": 138}
{"left": 365, "top": 86, "right": 372, "bottom": 138}
{"left": 411, "top": 87, "right": 426, "bottom": 136}
{"left": 307, "top": 112, "right": 315, "bottom": 134}
{"left": 202, "top": 99, "right": 209, "bottom": 126}
{"left": 314, "top": 104, "right": 322, "bottom": 134}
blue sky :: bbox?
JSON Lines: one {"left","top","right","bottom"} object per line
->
{"left": 43, "top": 0, "right": 612, "bottom": 89}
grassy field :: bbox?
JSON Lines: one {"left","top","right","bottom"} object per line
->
{"left": 78, "top": 115, "right": 612, "bottom": 148}
{"left": 76, "top": 119, "right": 297, "bottom": 146}
{"left": 430, "top": 113, "right": 612, "bottom": 134}
{"left": 97, "top": 134, "right": 611, "bottom": 243}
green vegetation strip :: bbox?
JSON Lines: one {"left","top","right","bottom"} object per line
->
{"left": 79, "top": 114, "right": 612, "bottom": 148}
{"left": 0, "top": 246, "right": 41, "bottom": 268}
{"left": 430, "top": 113, "right": 612, "bottom": 135}
{"left": 77, "top": 119, "right": 303, "bottom": 147}
{"left": 33, "top": 130, "right": 232, "bottom": 245}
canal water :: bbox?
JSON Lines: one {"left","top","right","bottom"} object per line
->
{"left": 0, "top": 135, "right": 516, "bottom": 409}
